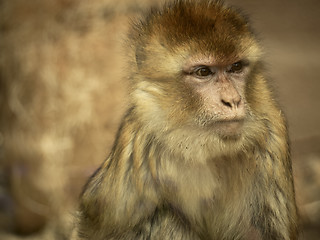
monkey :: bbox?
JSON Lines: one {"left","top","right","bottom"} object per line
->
{"left": 72, "top": 0, "right": 299, "bottom": 239}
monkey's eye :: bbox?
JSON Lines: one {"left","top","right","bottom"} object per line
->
{"left": 228, "top": 61, "right": 243, "bottom": 73}
{"left": 194, "top": 67, "right": 213, "bottom": 77}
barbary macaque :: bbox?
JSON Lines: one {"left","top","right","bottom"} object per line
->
{"left": 73, "top": 0, "right": 299, "bottom": 239}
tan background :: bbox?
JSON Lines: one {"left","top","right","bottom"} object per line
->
{"left": 0, "top": 0, "right": 319, "bottom": 239}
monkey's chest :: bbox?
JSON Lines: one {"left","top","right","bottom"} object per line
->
{"left": 165, "top": 177, "right": 253, "bottom": 239}
{"left": 156, "top": 192, "right": 253, "bottom": 240}
{"left": 202, "top": 175, "right": 255, "bottom": 238}
{"left": 202, "top": 195, "right": 252, "bottom": 239}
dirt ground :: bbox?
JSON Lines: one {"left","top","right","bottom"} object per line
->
{"left": 0, "top": 0, "right": 319, "bottom": 239}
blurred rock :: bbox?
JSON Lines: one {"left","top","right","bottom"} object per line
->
{"left": 0, "top": 0, "right": 161, "bottom": 236}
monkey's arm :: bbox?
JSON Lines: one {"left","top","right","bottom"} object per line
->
{"left": 74, "top": 109, "right": 160, "bottom": 239}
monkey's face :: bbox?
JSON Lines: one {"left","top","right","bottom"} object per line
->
{"left": 132, "top": 49, "right": 258, "bottom": 140}
{"left": 182, "top": 55, "right": 250, "bottom": 138}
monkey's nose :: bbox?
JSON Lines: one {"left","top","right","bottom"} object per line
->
{"left": 221, "top": 99, "right": 240, "bottom": 109}
{"left": 220, "top": 94, "right": 241, "bottom": 109}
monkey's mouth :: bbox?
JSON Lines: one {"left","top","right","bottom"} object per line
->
{"left": 213, "top": 119, "right": 245, "bottom": 137}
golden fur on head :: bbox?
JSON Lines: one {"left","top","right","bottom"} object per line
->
{"left": 129, "top": 0, "right": 261, "bottom": 70}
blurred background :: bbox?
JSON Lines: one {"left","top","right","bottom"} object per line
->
{"left": 0, "top": 0, "right": 319, "bottom": 239}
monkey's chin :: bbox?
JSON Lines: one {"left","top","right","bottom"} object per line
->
{"left": 213, "top": 120, "right": 244, "bottom": 140}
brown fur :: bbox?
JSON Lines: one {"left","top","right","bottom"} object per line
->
{"left": 73, "top": 1, "right": 298, "bottom": 239}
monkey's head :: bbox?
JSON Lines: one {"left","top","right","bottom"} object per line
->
{"left": 129, "top": 0, "right": 264, "bottom": 141}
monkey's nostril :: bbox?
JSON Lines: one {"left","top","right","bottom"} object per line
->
{"left": 221, "top": 99, "right": 233, "bottom": 108}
